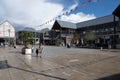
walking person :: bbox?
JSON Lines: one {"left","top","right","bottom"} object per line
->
{"left": 39, "top": 43, "right": 43, "bottom": 58}
{"left": 31, "top": 45, "right": 34, "bottom": 53}
{"left": 35, "top": 43, "right": 43, "bottom": 57}
{"left": 35, "top": 48, "right": 39, "bottom": 57}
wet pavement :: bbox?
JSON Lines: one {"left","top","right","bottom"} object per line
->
{"left": 0, "top": 46, "right": 120, "bottom": 80}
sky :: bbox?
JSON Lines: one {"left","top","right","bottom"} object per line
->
{"left": 0, "top": 0, "right": 120, "bottom": 30}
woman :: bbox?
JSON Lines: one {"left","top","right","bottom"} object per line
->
{"left": 39, "top": 43, "right": 43, "bottom": 58}
{"left": 35, "top": 43, "right": 43, "bottom": 57}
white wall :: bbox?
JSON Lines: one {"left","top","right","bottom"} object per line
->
{"left": 0, "top": 21, "right": 15, "bottom": 38}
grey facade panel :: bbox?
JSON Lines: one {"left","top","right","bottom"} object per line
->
{"left": 76, "top": 15, "right": 119, "bottom": 29}
{"left": 57, "top": 20, "right": 77, "bottom": 29}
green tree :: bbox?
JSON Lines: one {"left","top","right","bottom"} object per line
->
{"left": 19, "top": 31, "right": 33, "bottom": 48}
{"left": 73, "top": 32, "right": 80, "bottom": 43}
{"left": 83, "top": 31, "right": 96, "bottom": 43}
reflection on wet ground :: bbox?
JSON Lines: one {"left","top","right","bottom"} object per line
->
{"left": 0, "top": 46, "right": 120, "bottom": 80}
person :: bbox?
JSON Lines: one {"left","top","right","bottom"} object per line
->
{"left": 35, "top": 43, "right": 43, "bottom": 57}
{"left": 3, "top": 42, "right": 5, "bottom": 48}
{"left": 14, "top": 45, "right": 16, "bottom": 48}
{"left": 36, "top": 48, "right": 39, "bottom": 56}
{"left": 31, "top": 45, "right": 34, "bottom": 53}
{"left": 39, "top": 43, "right": 43, "bottom": 58}
{"left": 1, "top": 43, "right": 3, "bottom": 47}
{"left": 67, "top": 43, "right": 71, "bottom": 48}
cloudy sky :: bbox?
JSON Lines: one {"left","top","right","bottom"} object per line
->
{"left": 0, "top": 0, "right": 120, "bottom": 30}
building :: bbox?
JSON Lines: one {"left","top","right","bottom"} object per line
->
{"left": 51, "top": 5, "right": 120, "bottom": 48}
{"left": 16, "top": 27, "right": 40, "bottom": 45}
{"left": 76, "top": 15, "right": 119, "bottom": 48}
{"left": 52, "top": 20, "right": 76, "bottom": 46}
{"left": 0, "top": 20, "right": 15, "bottom": 46}
{"left": 112, "top": 4, "right": 120, "bottom": 48}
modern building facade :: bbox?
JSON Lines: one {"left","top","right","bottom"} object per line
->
{"left": 52, "top": 20, "right": 76, "bottom": 46}
{"left": 16, "top": 27, "right": 40, "bottom": 45}
{"left": 112, "top": 4, "right": 120, "bottom": 48}
{"left": 51, "top": 5, "right": 120, "bottom": 48}
{"left": 76, "top": 15, "right": 120, "bottom": 48}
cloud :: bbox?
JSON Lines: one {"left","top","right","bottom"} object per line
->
{"left": 0, "top": 0, "right": 63, "bottom": 29}
{"left": 0, "top": 0, "right": 96, "bottom": 30}
{"left": 60, "top": 12, "right": 96, "bottom": 23}
{"left": 41, "top": 12, "right": 96, "bottom": 30}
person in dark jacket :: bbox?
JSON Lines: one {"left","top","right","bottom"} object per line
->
{"left": 36, "top": 48, "right": 39, "bottom": 56}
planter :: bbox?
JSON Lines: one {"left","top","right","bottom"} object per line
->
{"left": 25, "top": 48, "right": 32, "bottom": 55}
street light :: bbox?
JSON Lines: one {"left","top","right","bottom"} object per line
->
{"left": 8, "top": 29, "right": 10, "bottom": 46}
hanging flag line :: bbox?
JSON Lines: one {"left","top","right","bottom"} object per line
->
{"left": 38, "top": 5, "right": 78, "bottom": 27}
{"left": 37, "top": 0, "right": 99, "bottom": 27}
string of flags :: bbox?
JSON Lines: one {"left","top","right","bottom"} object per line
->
{"left": 38, "top": 5, "right": 78, "bottom": 27}
{"left": 38, "top": 0, "right": 99, "bottom": 27}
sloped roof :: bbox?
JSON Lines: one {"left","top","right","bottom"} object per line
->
{"left": 0, "top": 20, "right": 13, "bottom": 26}
{"left": 53, "top": 20, "right": 77, "bottom": 29}
{"left": 113, "top": 4, "right": 120, "bottom": 17}
{"left": 76, "top": 15, "right": 119, "bottom": 29}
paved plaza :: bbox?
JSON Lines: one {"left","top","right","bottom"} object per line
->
{"left": 0, "top": 46, "right": 120, "bottom": 80}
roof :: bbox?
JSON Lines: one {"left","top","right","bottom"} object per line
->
{"left": 113, "top": 4, "right": 120, "bottom": 17}
{"left": 76, "top": 15, "right": 119, "bottom": 29}
{"left": 52, "top": 20, "right": 77, "bottom": 29}
{"left": 0, "top": 20, "right": 13, "bottom": 26}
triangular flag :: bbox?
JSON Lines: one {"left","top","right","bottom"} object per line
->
{"left": 66, "top": 11, "right": 68, "bottom": 14}
{"left": 82, "top": 3, "right": 86, "bottom": 7}
{"left": 70, "top": 9, "right": 73, "bottom": 12}
{"left": 87, "top": 0, "right": 92, "bottom": 2}
{"left": 58, "top": 15, "right": 61, "bottom": 18}
{"left": 93, "top": 0, "right": 99, "bottom": 2}
{"left": 75, "top": 6, "right": 78, "bottom": 10}
{"left": 62, "top": 13, "right": 65, "bottom": 15}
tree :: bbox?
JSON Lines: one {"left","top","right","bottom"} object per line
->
{"left": 83, "top": 31, "right": 96, "bottom": 43}
{"left": 19, "top": 31, "right": 33, "bottom": 48}
{"left": 73, "top": 32, "right": 80, "bottom": 43}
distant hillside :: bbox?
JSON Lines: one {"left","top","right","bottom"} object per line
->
{"left": 13, "top": 24, "right": 50, "bottom": 32}
{"left": 40, "top": 28, "right": 50, "bottom": 33}
{"left": 13, "top": 24, "right": 25, "bottom": 32}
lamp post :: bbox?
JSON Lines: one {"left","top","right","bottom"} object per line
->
{"left": 8, "top": 29, "right": 10, "bottom": 46}
{"left": 34, "top": 31, "right": 36, "bottom": 45}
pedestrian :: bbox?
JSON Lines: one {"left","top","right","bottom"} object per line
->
{"left": 3, "top": 42, "right": 5, "bottom": 48}
{"left": 39, "top": 43, "right": 43, "bottom": 58}
{"left": 31, "top": 45, "right": 34, "bottom": 53}
{"left": 36, "top": 48, "right": 39, "bottom": 56}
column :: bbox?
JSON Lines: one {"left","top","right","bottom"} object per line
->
{"left": 113, "top": 15, "right": 116, "bottom": 49}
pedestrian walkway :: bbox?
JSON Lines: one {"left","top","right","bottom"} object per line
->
{"left": 0, "top": 46, "right": 120, "bottom": 80}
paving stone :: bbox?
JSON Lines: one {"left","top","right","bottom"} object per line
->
{"left": 0, "top": 46, "right": 120, "bottom": 80}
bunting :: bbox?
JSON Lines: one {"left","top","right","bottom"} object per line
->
{"left": 93, "top": 0, "right": 99, "bottom": 2}
{"left": 87, "top": 0, "right": 92, "bottom": 2}
{"left": 37, "top": 0, "right": 100, "bottom": 27}
{"left": 82, "top": 2, "right": 86, "bottom": 7}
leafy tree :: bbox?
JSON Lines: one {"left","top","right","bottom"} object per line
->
{"left": 19, "top": 31, "right": 33, "bottom": 48}
{"left": 73, "top": 32, "right": 80, "bottom": 44}
{"left": 83, "top": 31, "right": 96, "bottom": 43}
